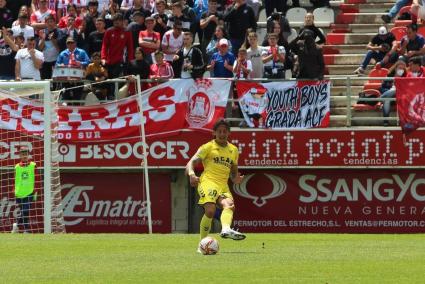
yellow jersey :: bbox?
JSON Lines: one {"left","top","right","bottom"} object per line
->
{"left": 197, "top": 140, "right": 239, "bottom": 185}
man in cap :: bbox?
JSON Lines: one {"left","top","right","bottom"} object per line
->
{"left": 208, "top": 38, "right": 235, "bottom": 78}
{"left": 354, "top": 26, "right": 396, "bottom": 75}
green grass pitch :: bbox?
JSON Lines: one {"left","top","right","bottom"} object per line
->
{"left": 1, "top": 233, "right": 424, "bottom": 283}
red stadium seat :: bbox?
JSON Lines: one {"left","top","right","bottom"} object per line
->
{"left": 353, "top": 89, "right": 382, "bottom": 111}
{"left": 390, "top": 26, "right": 407, "bottom": 41}
{"left": 398, "top": 5, "right": 412, "bottom": 16}
{"left": 367, "top": 68, "right": 389, "bottom": 84}
{"left": 418, "top": 26, "right": 425, "bottom": 37}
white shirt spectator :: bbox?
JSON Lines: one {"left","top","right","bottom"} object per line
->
{"left": 15, "top": 48, "right": 44, "bottom": 80}
{"left": 57, "top": 0, "right": 87, "bottom": 9}
{"left": 247, "top": 46, "right": 264, "bottom": 78}
{"left": 11, "top": 25, "right": 35, "bottom": 43}
{"left": 262, "top": 45, "right": 285, "bottom": 68}
{"left": 161, "top": 30, "right": 183, "bottom": 62}
{"left": 233, "top": 59, "right": 253, "bottom": 79}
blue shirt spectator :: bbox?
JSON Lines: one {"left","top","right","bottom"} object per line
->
{"left": 193, "top": 0, "right": 209, "bottom": 21}
{"left": 209, "top": 38, "right": 235, "bottom": 78}
{"left": 56, "top": 37, "right": 90, "bottom": 67}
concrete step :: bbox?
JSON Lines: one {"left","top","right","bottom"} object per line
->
{"left": 323, "top": 44, "right": 367, "bottom": 54}
{"left": 327, "top": 32, "right": 377, "bottom": 44}
{"left": 339, "top": 3, "right": 394, "bottom": 13}
{"left": 329, "top": 115, "right": 348, "bottom": 127}
{"left": 331, "top": 85, "right": 364, "bottom": 95}
{"left": 336, "top": 13, "right": 387, "bottom": 24}
{"left": 330, "top": 23, "right": 394, "bottom": 33}
{"left": 328, "top": 76, "right": 368, "bottom": 86}
{"left": 324, "top": 54, "right": 365, "bottom": 64}
{"left": 331, "top": 107, "right": 349, "bottom": 115}
{"left": 326, "top": 64, "right": 373, "bottom": 75}
{"left": 351, "top": 110, "right": 398, "bottom": 126}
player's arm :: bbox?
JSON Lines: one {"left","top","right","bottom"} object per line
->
{"left": 230, "top": 163, "right": 244, "bottom": 184}
{"left": 186, "top": 149, "right": 202, "bottom": 187}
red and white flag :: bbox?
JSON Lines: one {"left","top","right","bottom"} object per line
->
{"left": 395, "top": 78, "right": 425, "bottom": 133}
{"left": 0, "top": 79, "right": 232, "bottom": 141}
{"left": 236, "top": 80, "right": 330, "bottom": 129}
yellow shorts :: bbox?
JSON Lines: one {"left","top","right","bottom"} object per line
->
{"left": 197, "top": 180, "right": 233, "bottom": 205}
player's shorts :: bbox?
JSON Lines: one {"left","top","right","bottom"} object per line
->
{"left": 197, "top": 180, "right": 233, "bottom": 205}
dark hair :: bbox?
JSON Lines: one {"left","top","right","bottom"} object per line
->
{"left": 19, "top": 146, "right": 29, "bottom": 153}
{"left": 409, "top": 56, "right": 422, "bottom": 65}
{"left": 112, "top": 13, "right": 124, "bottom": 21}
{"left": 92, "top": 52, "right": 101, "bottom": 58}
{"left": 183, "top": 31, "right": 193, "bottom": 37}
{"left": 407, "top": 23, "right": 418, "bottom": 32}
{"left": 172, "top": 2, "right": 183, "bottom": 9}
{"left": 67, "top": 3, "right": 77, "bottom": 11}
{"left": 88, "top": 0, "right": 99, "bottom": 6}
{"left": 213, "top": 118, "right": 230, "bottom": 131}
{"left": 96, "top": 17, "right": 105, "bottom": 22}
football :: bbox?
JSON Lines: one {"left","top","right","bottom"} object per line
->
{"left": 199, "top": 237, "right": 219, "bottom": 255}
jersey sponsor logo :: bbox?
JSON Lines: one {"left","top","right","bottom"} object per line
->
{"left": 213, "top": 156, "right": 233, "bottom": 168}
{"left": 233, "top": 174, "right": 286, "bottom": 207}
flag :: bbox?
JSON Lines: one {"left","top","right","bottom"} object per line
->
{"left": 395, "top": 78, "right": 425, "bottom": 133}
{"left": 235, "top": 80, "right": 330, "bottom": 129}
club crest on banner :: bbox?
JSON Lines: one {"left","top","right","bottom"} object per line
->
{"left": 186, "top": 79, "right": 220, "bottom": 128}
{"left": 233, "top": 174, "right": 286, "bottom": 207}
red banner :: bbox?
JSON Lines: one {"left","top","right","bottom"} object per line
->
{"left": 0, "top": 79, "right": 231, "bottom": 141}
{"left": 48, "top": 129, "right": 425, "bottom": 168}
{"left": 61, "top": 172, "right": 171, "bottom": 233}
{"left": 232, "top": 170, "right": 425, "bottom": 233}
{"left": 236, "top": 80, "right": 330, "bottom": 128}
{"left": 396, "top": 78, "right": 425, "bottom": 133}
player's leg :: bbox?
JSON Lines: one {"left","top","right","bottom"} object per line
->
{"left": 197, "top": 182, "right": 219, "bottom": 240}
{"left": 217, "top": 193, "right": 246, "bottom": 241}
{"left": 21, "top": 196, "right": 31, "bottom": 232}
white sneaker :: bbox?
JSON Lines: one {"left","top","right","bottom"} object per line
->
{"left": 197, "top": 246, "right": 202, "bottom": 254}
{"left": 11, "top": 223, "right": 18, "bottom": 234}
{"left": 354, "top": 67, "right": 365, "bottom": 75}
{"left": 220, "top": 228, "right": 246, "bottom": 241}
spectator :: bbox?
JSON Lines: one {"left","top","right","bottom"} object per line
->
{"left": 411, "top": 0, "right": 425, "bottom": 22}
{"left": 0, "top": 0, "right": 13, "bottom": 29}
{"left": 263, "top": 20, "right": 294, "bottom": 72}
{"left": 104, "top": 1, "right": 122, "bottom": 29}
{"left": 124, "top": 0, "right": 152, "bottom": 26}
{"left": 60, "top": 14, "right": 85, "bottom": 49}
{"left": 127, "top": 47, "right": 150, "bottom": 82}
{"left": 58, "top": 4, "right": 84, "bottom": 29}
{"left": 11, "top": 13, "right": 34, "bottom": 43}
{"left": 6, "top": 0, "right": 30, "bottom": 20}
{"left": 205, "top": 25, "right": 231, "bottom": 61}
{"left": 86, "top": 51, "right": 109, "bottom": 101}
{"left": 292, "top": 30, "right": 324, "bottom": 79}
{"left": 246, "top": 0, "right": 261, "bottom": 20}
{"left": 208, "top": 38, "right": 235, "bottom": 78}
{"left": 181, "top": 0, "right": 197, "bottom": 34}
{"left": 83, "top": 0, "right": 100, "bottom": 39}
{"left": 151, "top": 0, "right": 168, "bottom": 38}
{"left": 298, "top": 13, "right": 326, "bottom": 46}
{"left": 38, "top": 15, "right": 63, "bottom": 79}
{"left": 223, "top": 0, "right": 257, "bottom": 54}
{"left": 380, "top": 56, "right": 408, "bottom": 126}
{"left": 12, "top": 5, "right": 30, "bottom": 27}
{"left": 15, "top": 36, "right": 44, "bottom": 80}
{"left": 150, "top": 50, "right": 174, "bottom": 79}
{"left": 127, "top": 11, "right": 146, "bottom": 49}
{"left": 246, "top": 31, "right": 264, "bottom": 78}
{"left": 87, "top": 17, "right": 106, "bottom": 56}
{"left": 381, "top": 0, "right": 410, "bottom": 23}
{"left": 384, "top": 24, "right": 425, "bottom": 66}
{"left": 0, "top": 27, "right": 19, "bottom": 80}
{"left": 266, "top": 12, "right": 291, "bottom": 41}
{"left": 233, "top": 47, "right": 252, "bottom": 79}
{"left": 354, "top": 26, "right": 396, "bottom": 75}
{"left": 101, "top": 13, "right": 134, "bottom": 82}
{"left": 262, "top": 33, "right": 285, "bottom": 79}
{"left": 56, "top": 36, "right": 90, "bottom": 103}
{"left": 407, "top": 55, "right": 425, "bottom": 77}
{"left": 30, "top": 0, "right": 56, "bottom": 32}
{"left": 161, "top": 21, "right": 183, "bottom": 63}
{"left": 56, "top": 36, "right": 90, "bottom": 67}
{"left": 173, "top": 31, "right": 204, "bottom": 79}
{"left": 139, "top": 16, "right": 160, "bottom": 64}
{"left": 120, "top": 0, "right": 135, "bottom": 12}
{"left": 97, "top": 0, "right": 111, "bottom": 13}
{"left": 199, "top": 0, "right": 221, "bottom": 53}
{"left": 167, "top": 2, "right": 191, "bottom": 31}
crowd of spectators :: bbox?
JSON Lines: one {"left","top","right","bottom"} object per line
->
{"left": 0, "top": 0, "right": 327, "bottom": 101}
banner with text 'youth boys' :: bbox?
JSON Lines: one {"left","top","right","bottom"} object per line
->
{"left": 236, "top": 81, "right": 330, "bottom": 129}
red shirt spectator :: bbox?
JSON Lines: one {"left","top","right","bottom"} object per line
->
{"left": 30, "top": 0, "right": 56, "bottom": 31}
{"left": 149, "top": 51, "right": 174, "bottom": 79}
{"left": 58, "top": 15, "right": 83, "bottom": 29}
{"left": 101, "top": 14, "right": 134, "bottom": 65}
{"left": 138, "top": 17, "right": 160, "bottom": 58}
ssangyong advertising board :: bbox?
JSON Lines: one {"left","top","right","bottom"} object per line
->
{"left": 61, "top": 173, "right": 171, "bottom": 233}
{"left": 232, "top": 170, "right": 425, "bottom": 233}
{"left": 53, "top": 129, "right": 425, "bottom": 168}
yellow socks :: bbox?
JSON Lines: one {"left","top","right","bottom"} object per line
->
{"left": 200, "top": 214, "right": 212, "bottom": 239}
{"left": 220, "top": 208, "right": 234, "bottom": 231}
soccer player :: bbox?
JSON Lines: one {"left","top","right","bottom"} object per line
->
{"left": 186, "top": 118, "right": 246, "bottom": 250}
{"left": 12, "top": 146, "right": 37, "bottom": 233}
